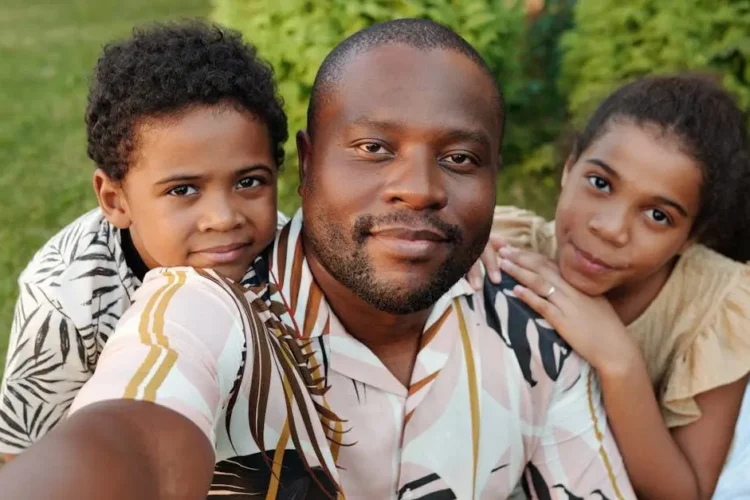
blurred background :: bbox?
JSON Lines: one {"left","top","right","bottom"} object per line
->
{"left": 1, "top": 0, "right": 748, "bottom": 371}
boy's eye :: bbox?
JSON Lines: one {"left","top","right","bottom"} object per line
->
{"left": 587, "top": 175, "right": 611, "bottom": 193}
{"left": 167, "top": 185, "right": 198, "bottom": 197}
{"left": 645, "top": 208, "right": 671, "bottom": 226}
{"left": 236, "top": 177, "right": 262, "bottom": 190}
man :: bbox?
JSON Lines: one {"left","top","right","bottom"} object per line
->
{"left": 0, "top": 19, "right": 634, "bottom": 499}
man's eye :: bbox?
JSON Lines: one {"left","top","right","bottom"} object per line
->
{"left": 358, "top": 142, "right": 387, "bottom": 154}
{"left": 236, "top": 177, "right": 262, "bottom": 189}
{"left": 167, "top": 185, "right": 198, "bottom": 196}
{"left": 444, "top": 153, "right": 474, "bottom": 165}
{"left": 587, "top": 175, "right": 611, "bottom": 193}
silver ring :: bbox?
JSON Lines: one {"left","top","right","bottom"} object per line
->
{"left": 543, "top": 285, "right": 556, "bottom": 299}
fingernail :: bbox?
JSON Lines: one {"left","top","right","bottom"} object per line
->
{"left": 499, "top": 246, "right": 514, "bottom": 257}
{"left": 490, "top": 270, "right": 501, "bottom": 283}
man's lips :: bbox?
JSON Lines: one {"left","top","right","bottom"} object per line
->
{"left": 368, "top": 226, "right": 448, "bottom": 260}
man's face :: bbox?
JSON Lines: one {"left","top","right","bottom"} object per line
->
{"left": 299, "top": 45, "right": 501, "bottom": 314}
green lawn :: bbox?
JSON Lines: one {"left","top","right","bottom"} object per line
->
{"left": 0, "top": 0, "right": 210, "bottom": 374}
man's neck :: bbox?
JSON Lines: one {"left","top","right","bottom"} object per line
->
{"left": 303, "top": 246, "right": 432, "bottom": 388}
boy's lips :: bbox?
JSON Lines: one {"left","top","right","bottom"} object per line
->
{"left": 192, "top": 242, "right": 252, "bottom": 264}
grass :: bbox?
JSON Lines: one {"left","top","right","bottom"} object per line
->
{"left": 0, "top": 0, "right": 210, "bottom": 374}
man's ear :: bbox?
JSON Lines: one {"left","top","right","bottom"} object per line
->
{"left": 93, "top": 169, "right": 132, "bottom": 229}
{"left": 296, "top": 130, "right": 312, "bottom": 196}
{"left": 560, "top": 155, "right": 576, "bottom": 188}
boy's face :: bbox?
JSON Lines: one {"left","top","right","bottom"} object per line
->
{"left": 95, "top": 104, "right": 278, "bottom": 282}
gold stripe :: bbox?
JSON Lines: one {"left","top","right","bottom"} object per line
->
{"left": 265, "top": 420, "right": 291, "bottom": 500}
{"left": 586, "top": 369, "right": 625, "bottom": 500}
{"left": 456, "top": 299, "right": 480, "bottom": 497}
{"left": 142, "top": 271, "right": 186, "bottom": 401}
{"left": 123, "top": 272, "right": 176, "bottom": 398}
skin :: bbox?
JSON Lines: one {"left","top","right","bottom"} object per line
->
{"left": 95, "top": 102, "right": 278, "bottom": 282}
{"left": 0, "top": 46, "right": 501, "bottom": 497}
{"left": 298, "top": 45, "right": 501, "bottom": 386}
{"left": 493, "top": 121, "right": 747, "bottom": 500}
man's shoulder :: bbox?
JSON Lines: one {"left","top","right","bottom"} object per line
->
{"left": 476, "top": 273, "right": 577, "bottom": 388}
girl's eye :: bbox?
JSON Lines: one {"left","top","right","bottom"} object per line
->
{"left": 167, "top": 185, "right": 198, "bottom": 197}
{"left": 587, "top": 175, "right": 611, "bottom": 193}
{"left": 645, "top": 208, "right": 671, "bottom": 226}
{"left": 236, "top": 177, "right": 262, "bottom": 190}
{"left": 357, "top": 142, "right": 387, "bottom": 154}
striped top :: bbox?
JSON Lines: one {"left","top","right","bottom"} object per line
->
{"left": 70, "top": 210, "right": 635, "bottom": 499}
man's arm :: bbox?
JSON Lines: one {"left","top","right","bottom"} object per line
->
{"left": 0, "top": 400, "right": 214, "bottom": 500}
{"left": 0, "top": 268, "right": 247, "bottom": 499}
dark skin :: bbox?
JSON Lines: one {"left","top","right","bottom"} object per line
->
{"left": 0, "top": 45, "right": 501, "bottom": 497}
{"left": 298, "top": 45, "right": 501, "bottom": 386}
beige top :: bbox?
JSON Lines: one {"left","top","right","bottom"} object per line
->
{"left": 493, "top": 206, "right": 750, "bottom": 428}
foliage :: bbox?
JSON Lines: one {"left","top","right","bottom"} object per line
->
{"left": 560, "top": 0, "right": 750, "bottom": 127}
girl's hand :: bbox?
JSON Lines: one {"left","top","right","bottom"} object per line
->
{"left": 497, "top": 246, "right": 640, "bottom": 374}
{"left": 466, "top": 235, "right": 507, "bottom": 290}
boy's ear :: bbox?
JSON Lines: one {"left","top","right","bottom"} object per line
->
{"left": 560, "top": 155, "right": 576, "bottom": 188}
{"left": 296, "top": 130, "right": 312, "bottom": 196}
{"left": 93, "top": 169, "right": 132, "bottom": 229}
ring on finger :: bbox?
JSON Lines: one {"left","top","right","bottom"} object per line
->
{"left": 543, "top": 285, "right": 556, "bottom": 299}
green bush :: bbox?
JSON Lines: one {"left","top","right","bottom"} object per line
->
{"left": 211, "top": 0, "right": 553, "bottom": 214}
{"left": 561, "top": 0, "right": 750, "bottom": 127}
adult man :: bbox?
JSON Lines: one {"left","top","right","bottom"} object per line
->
{"left": 0, "top": 19, "right": 634, "bottom": 499}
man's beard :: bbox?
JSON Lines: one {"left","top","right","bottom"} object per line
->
{"left": 304, "top": 210, "right": 489, "bottom": 314}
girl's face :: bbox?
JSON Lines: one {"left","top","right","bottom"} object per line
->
{"left": 555, "top": 120, "right": 703, "bottom": 297}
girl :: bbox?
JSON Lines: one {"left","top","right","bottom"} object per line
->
{"left": 483, "top": 75, "right": 750, "bottom": 499}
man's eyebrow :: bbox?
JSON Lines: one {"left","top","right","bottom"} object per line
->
{"left": 351, "top": 117, "right": 491, "bottom": 149}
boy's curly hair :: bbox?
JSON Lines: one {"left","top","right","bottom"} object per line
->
{"left": 86, "top": 20, "right": 288, "bottom": 181}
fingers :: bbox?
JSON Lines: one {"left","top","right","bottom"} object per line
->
{"left": 467, "top": 261, "right": 484, "bottom": 290}
{"left": 498, "top": 255, "right": 561, "bottom": 302}
{"left": 480, "top": 243, "right": 502, "bottom": 284}
{"left": 512, "top": 285, "right": 563, "bottom": 326}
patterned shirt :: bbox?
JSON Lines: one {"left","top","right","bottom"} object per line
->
{"left": 0, "top": 208, "right": 286, "bottom": 454}
{"left": 71, "top": 210, "right": 634, "bottom": 499}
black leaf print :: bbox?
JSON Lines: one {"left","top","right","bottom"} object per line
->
{"left": 28, "top": 404, "right": 43, "bottom": 435}
{"left": 83, "top": 285, "right": 120, "bottom": 305}
{"left": 524, "top": 462, "right": 553, "bottom": 500}
{"left": 398, "top": 473, "right": 441, "bottom": 498}
{"left": 73, "top": 267, "right": 118, "bottom": 280}
{"left": 76, "top": 253, "right": 118, "bottom": 262}
{"left": 0, "top": 409, "right": 28, "bottom": 435}
{"left": 90, "top": 297, "right": 121, "bottom": 320}
{"left": 33, "top": 312, "right": 53, "bottom": 359}
{"left": 26, "top": 362, "right": 65, "bottom": 379}
{"left": 552, "top": 484, "right": 585, "bottom": 500}
{"left": 5, "top": 385, "right": 30, "bottom": 407}
{"left": 76, "top": 332, "right": 88, "bottom": 372}
{"left": 591, "top": 489, "right": 612, "bottom": 499}
{"left": 59, "top": 319, "right": 70, "bottom": 363}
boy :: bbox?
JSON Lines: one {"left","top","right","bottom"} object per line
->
{"left": 0, "top": 20, "right": 287, "bottom": 459}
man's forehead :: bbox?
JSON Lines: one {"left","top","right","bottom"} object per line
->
{"left": 325, "top": 45, "right": 501, "bottom": 138}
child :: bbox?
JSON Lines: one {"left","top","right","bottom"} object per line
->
{"left": 483, "top": 75, "right": 750, "bottom": 499}
{"left": 0, "top": 20, "right": 288, "bottom": 459}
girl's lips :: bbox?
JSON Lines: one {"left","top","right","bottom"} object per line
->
{"left": 571, "top": 244, "right": 617, "bottom": 275}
